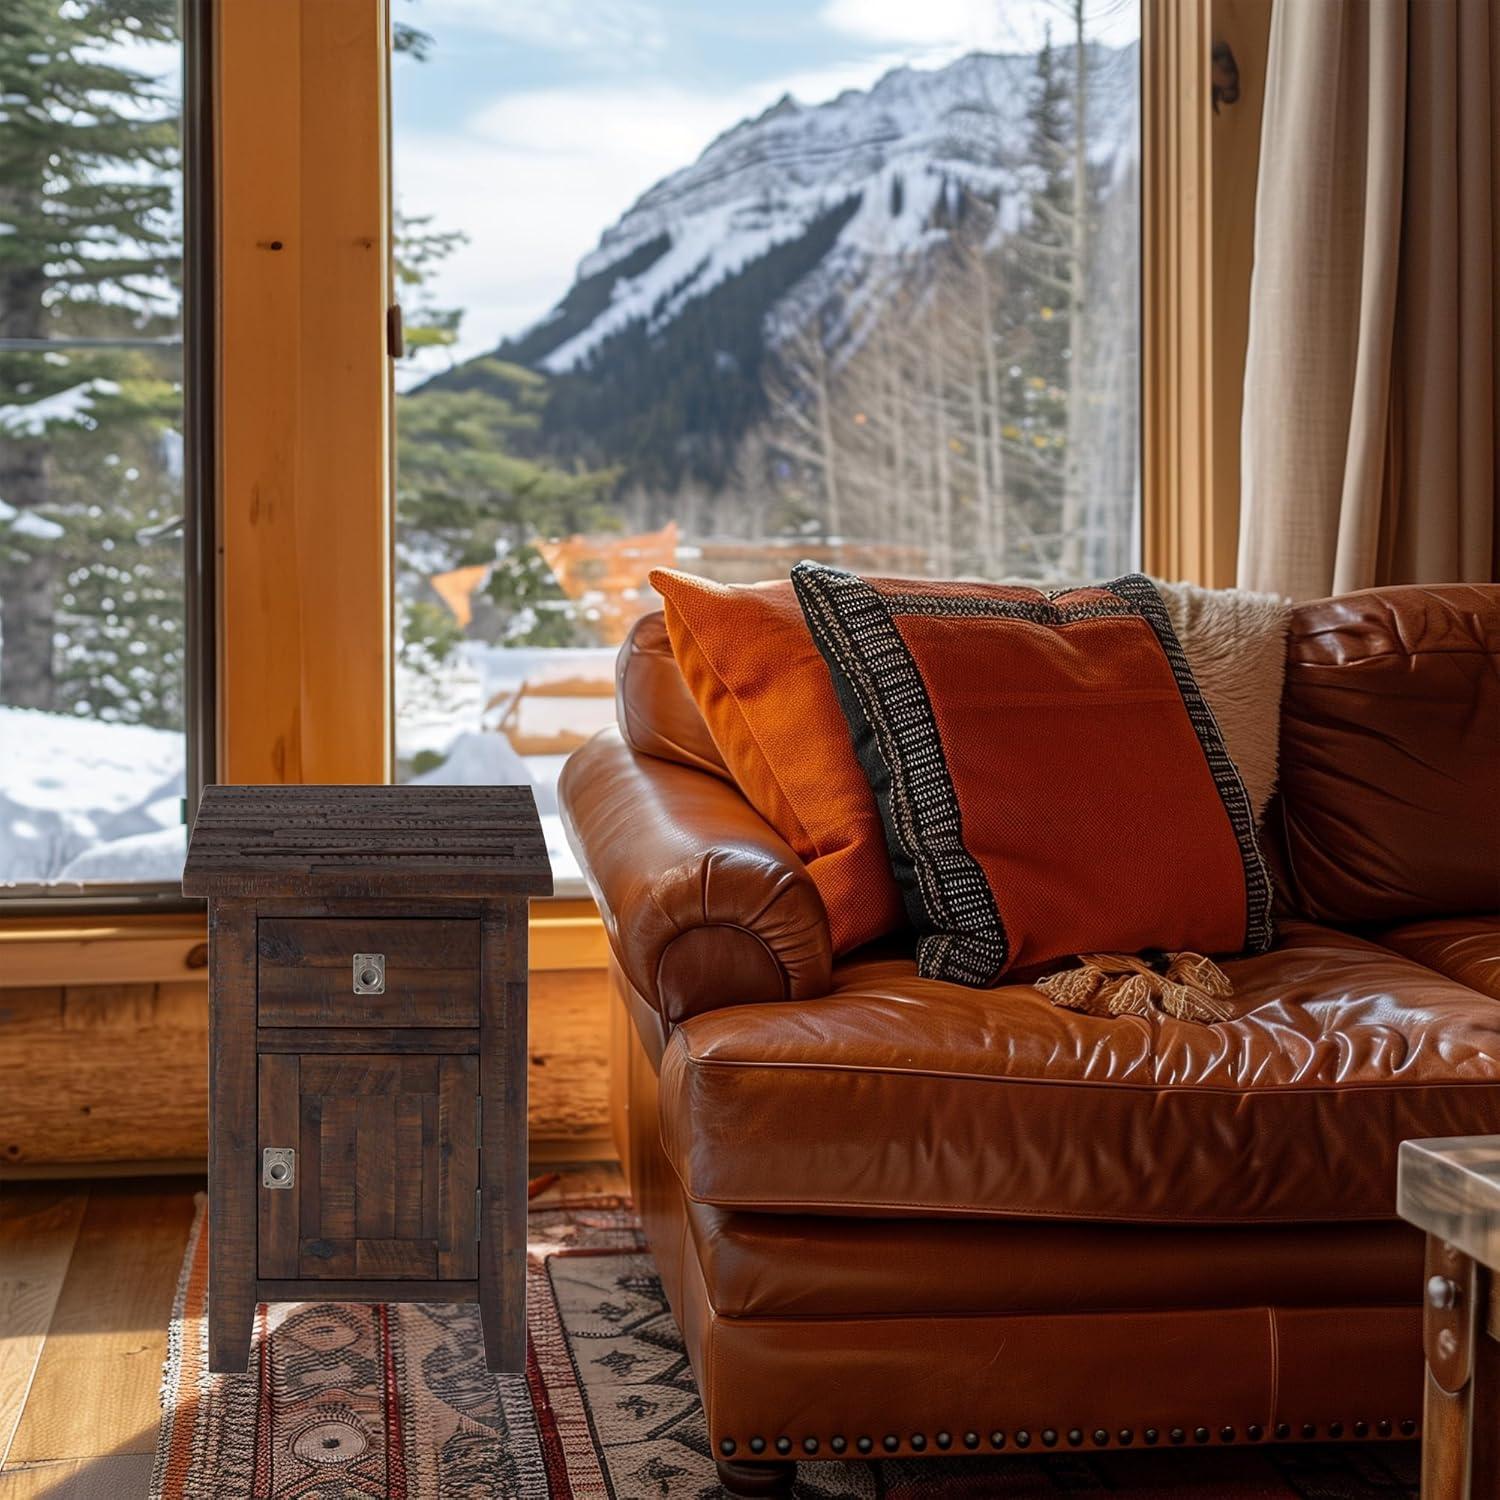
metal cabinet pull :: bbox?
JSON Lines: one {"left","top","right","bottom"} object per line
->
{"left": 263, "top": 1147, "right": 295, "bottom": 1189}
{"left": 353, "top": 953, "right": 386, "bottom": 994}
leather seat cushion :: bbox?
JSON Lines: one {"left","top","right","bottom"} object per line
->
{"left": 1377, "top": 916, "right": 1500, "bottom": 1000}
{"left": 685, "top": 1199, "right": 1423, "bottom": 1318}
{"left": 658, "top": 921, "right": 1500, "bottom": 1224}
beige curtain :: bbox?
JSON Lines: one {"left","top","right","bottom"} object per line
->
{"left": 1238, "top": 0, "right": 1500, "bottom": 600}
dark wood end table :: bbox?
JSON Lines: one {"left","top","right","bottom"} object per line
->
{"left": 183, "top": 784, "right": 552, "bottom": 1374}
{"left": 1398, "top": 1135, "right": 1500, "bottom": 1498}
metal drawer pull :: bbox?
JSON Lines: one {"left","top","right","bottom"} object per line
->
{"left": 353, "top": 953, "right": 386, "bottom": 994}
{"left": 263, "top": 1147, "right": 295, "bottom": 1189}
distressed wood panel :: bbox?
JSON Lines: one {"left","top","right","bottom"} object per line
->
{"left": 257, "top": 917, "right": 479, "bottom": 1026}
{"left": 266, "top": 1053, "right": 472, "bottom": 1283}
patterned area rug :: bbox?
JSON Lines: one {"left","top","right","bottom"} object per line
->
{"left": 153, "top": 1190, "right": 1420, "bottom": 1498}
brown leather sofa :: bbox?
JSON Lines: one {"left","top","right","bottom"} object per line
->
{"left": 560, "top": 582, "right": 1500, "bottom": 1496}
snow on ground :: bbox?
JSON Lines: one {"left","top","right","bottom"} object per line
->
{"left": 397, "top": 642, "right": 620, "bottom": 889}
{"left": 0, "top": 706, "right": 185, "bottom": 886}
{"left": 2, "top": 642, "right": 615, "bottom": 890}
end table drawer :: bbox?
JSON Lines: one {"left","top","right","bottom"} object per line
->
{"left": 258, "top": 917, "right": 480, "bottom": 1026}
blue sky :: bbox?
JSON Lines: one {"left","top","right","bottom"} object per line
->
{"left": 392, "top": 0, "right": 1138, "bottom": 369}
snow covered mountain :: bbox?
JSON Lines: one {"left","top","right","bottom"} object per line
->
{"left": 428, "top": 43, "right": 1137, "bottom": 497}
{"left": 515, "top": 46, "right": 1133, "bottom": 374}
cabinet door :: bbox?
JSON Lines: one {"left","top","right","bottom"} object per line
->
{"left": 258, "top": 1054, "right": 478, "bottom": 1280}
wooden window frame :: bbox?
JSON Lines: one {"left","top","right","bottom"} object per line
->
{"left": 3, "top": 0, "right": 1272, "bottom": 951}
{"left": 1142, "top": 0, "right": 1274, "bottom": 587}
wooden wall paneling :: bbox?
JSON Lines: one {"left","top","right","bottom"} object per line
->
{"left": 0, "top": 916, "right": 207, "bottom": 988}
{"left": 0, "top": 903, "right": 615, "bottom": 1172}
{"left": 217, "top": 0, "right": 392, "bottom": 785}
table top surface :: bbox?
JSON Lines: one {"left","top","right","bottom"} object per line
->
{"left": 182, "top": 784, "right": 554, "bottom": 901}
{"left": 1397, "top": 1136, "right": 1500, "bottom": 1270}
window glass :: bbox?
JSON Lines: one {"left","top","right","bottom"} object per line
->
{"left": 392, "top": 0, "right": 1140, "bottom": 884}
{"left": 0, "top": 3, "right": 187, "bottom": 894}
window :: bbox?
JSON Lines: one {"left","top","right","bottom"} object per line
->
{"left": 0, "top": 2, "right": 204, "bottom": 900}
{"left": 392, "top": 0, "right": 1140, "bottom": 883}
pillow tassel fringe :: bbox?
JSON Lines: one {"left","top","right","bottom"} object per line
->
{"left": 1036, "top": 951, "right": 1235, "bottom": 1024}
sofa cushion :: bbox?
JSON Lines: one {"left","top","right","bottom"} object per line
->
{"left": 1276, "top": 583, "right": 1500, "bottom": 924}
{"left": 791, "top": 563, "right": 1274, "bottom": 985}
{"left": 1377, "top": 916, "right": 1500, "bottom": 1000}
{"left": 650, "top": 568, "right": 906, "bottom": 954}
{"left": 658, "top": 920, "right": 1500, "bottom": 1225}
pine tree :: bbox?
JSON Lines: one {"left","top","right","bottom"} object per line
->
{"left": 0, "top": 0, "right": 181, "bottom": 715}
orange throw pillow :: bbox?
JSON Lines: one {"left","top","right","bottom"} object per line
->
{"left": 650, "top": 568, "right": 903, "bottom": 953}
{"left": 790, "top": 562, "right": 1275, "bottom": 983}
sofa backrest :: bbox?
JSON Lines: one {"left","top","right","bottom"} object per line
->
{"left": 1273, "top": 583, "right": 1500, "bottom": 925}
{"left": 618, "top": 581, "right": 1500, "bottom": 930}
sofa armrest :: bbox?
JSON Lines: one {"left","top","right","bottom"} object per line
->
{"left": 560, "top": 727, "right": 833, "bottom": 1026}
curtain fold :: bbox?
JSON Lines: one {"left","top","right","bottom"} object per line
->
{"left": 1238, "top": 0, "right": 1499, "bottom": 600}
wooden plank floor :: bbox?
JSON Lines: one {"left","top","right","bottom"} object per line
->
{"left": 0, "top": 1163, "right": 622, "bottom": 1499}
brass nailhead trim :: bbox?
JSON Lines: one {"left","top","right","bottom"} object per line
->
{"left": 1014, "top": 1430, "right": 1031, "bottom": 1448}
{"left": 1301, "top": 1423, "right": 1316, "bottom": 1439}
{"left": 1091, "top": 1429, "right": 1107, "bottom": 1446}
{"left": 1041, "top": 1429, "right": 1058, "bottom": 1447}
{"left": 857, "top": 1437, "right": 873, "bottom": 1454}
{"left": 1377, "top": 1420, "right": 1391, "bottom": 1437}
{"left": 935, "top": 1432, "right": 952, "bottom": 1450}
{"left": 1066, "top": 1429, "right": 1083, "bottom": 1446}
{"left": 910, "top": 1434, "right": 926, "bottom": 1451}
{"left": 882, "top": 1435, "right": 899, "bottom": 1452}
{"left": 1248, "top": 1425, "right": 1263, "bottom": 1441}
{"left": 1328, "top": 1422, "right": 1343, "bottom": 1438}
{"left": 963, "top": 1432, "right": 980, "bottom": 1449}
{"left": 1220, "top": 1427, "right": 1235, "bottom": 1443}
{"left": 830, "top": 1436, "right": 847, "bottom": 1453}
{"left": 1401, "top": 1419, "right": 1416, "bottom": 1436}
{"left": 775, "top": 1437, "right": 791, "bottom": 1455}
{"left": 988, "top": 1431, "right": 1005, "bottom": 1449}
{"left": 803, "top": 1437, "right": 819, "bottom": 1455}
{"left": 1118, "top": 1429, "right": 1133, "bottom": 1446}
{"left": 1353, "top": 1421, "right": 1368, "bottom": 1437}
{"left": 1144, "top": 1429, "right": 1159, "bottom": 1445}
{"left": 720, "top": 1439, "right": 736, "bottom": 1456}
{"left": 1275, "top": 1423, "right": 1291, "bottom": 1439}
{"left": 748, "top": 1437, "right": 765, "bottom": 1454}
{"left": 1194, "top": 1427, "right": 1210, "bottom": 1443}
{"left": 1170, "top": 1428, "right": 1186, "bottom": 1444}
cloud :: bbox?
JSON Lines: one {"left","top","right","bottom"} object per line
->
{"left": 405, "top": 0, "right": 667, "bottom": 61}
{"left": 819, "top": 0, "right": 1138, "bottom": 52}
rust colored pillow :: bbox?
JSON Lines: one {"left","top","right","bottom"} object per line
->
{"left": 791, "top": 562, "right": 1275, "bottom": 984}
{"left": 649, "top": 568, "right": 904, "bottom": 953}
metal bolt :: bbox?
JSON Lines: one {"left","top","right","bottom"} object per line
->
{"left": 1427, "top": 1274, "right": 1460, "bottom": 1310}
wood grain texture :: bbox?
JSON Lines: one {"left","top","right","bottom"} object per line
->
{"left": 479, "top": 904, "right": 528, "bottom": 1369}
{"left": 257, "top": 917, "right": 479, "bottom": 1026}
{"left": 527, "top": 970, "right": 611, "bottom": 1144}
{"left": 0, "top": 916, "right": 208, "bottom": 990}
{"left": 7, "top": 1183, "right": 198, "bottom": 1463}
{"left": 0, "top": 1455, "right": 156, "bottom": 1499}
{"left": 0, "top": 1189, "right": 87, "bottom": 1470}
{"left": 217, "top": 0, "right": 391, "bottom": 786}
{"left": 206, "top": 901, "right": 257, "bottom": 1373}
{"left": 182, "top": 786, "right": 551, "bottom": 899}
{"left": 0, "top": 983, "right": 207, "bottom": 1169}
{"left": 257, "top": 1052, "right": 300, "bottom": 1278}
{"left": 437, "top": 1055, "right": 479, "bottom": 1280}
